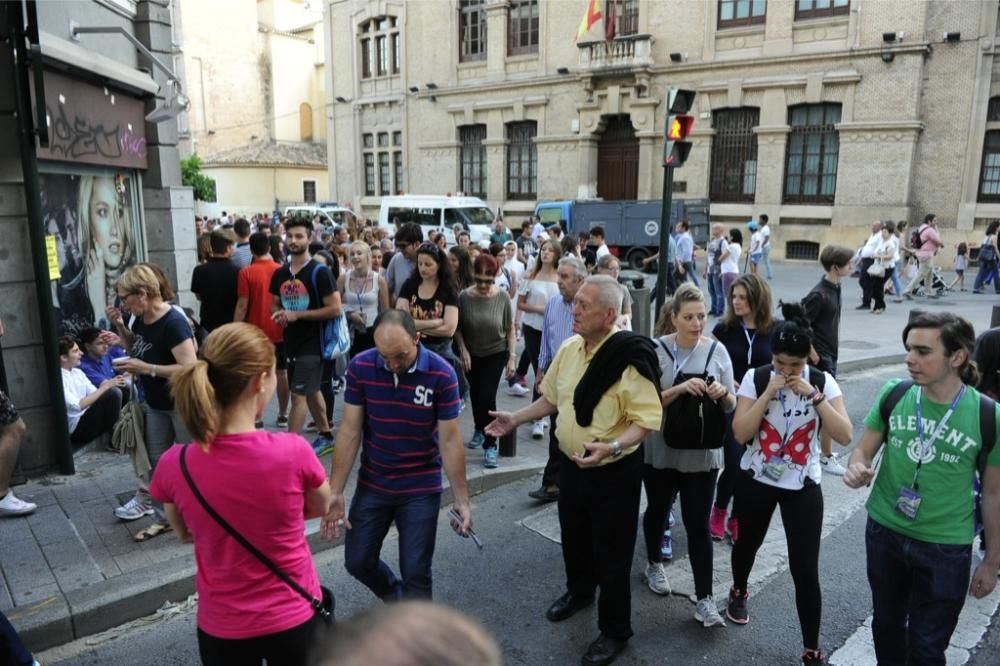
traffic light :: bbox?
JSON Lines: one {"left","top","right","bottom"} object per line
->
{"left": 663, "top": 88, "right": 696, "bottom": 167}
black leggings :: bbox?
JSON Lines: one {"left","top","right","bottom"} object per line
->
{"left": 515, "top": 325, "right": 542, "bottom": 401}
{"left": 197, "top": 613, "right": 325, "bottom": 666}
{"left": 469, "top": 351, "right": 508, "bottom": 450}
{"left": 731, "top": 473, "right": 823, "bottom": 650}
{"left": 70, "top": 388, "right": 123, "bottom": 444}
{"left": 642, "top": 465, "right": 717, "bottom": 599}
{"left": 713, "top": 415, "right": 743, "bottom": 514}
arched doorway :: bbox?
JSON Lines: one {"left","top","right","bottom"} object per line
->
{"left": 597, "top": 115, "right": 638, "bottom": 200}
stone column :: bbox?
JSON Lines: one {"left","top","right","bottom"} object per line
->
{"left": 135, "top": 1, "right": 197, "bottom": 309}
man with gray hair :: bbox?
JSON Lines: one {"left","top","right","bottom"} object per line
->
{"left": 528, "top": 255, "right": 588, "bottom": 502}
{"left": 487, "top": 274, "right": 662, "bottom": 666}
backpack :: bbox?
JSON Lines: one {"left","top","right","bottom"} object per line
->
{"left": 979, "top": 239, "right": 996, "bottom": 264}
{"left": 310, "top": 263, "right": 350, "bottom": 361}
{"left": 657, "top": 339, "right": 727, "bottom": 450}
{"left": 909, "top": 225, "right": 926, "bottom": 250}
{"left": 878, "top": 381, "right": 997, "bottom": 539}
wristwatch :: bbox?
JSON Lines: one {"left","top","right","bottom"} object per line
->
{"left": 609, "top": 440, "right": 623, "bottom": 458}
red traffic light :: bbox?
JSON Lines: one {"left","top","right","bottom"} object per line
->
{"left": 667, "top": 114, "right": 695, "bottom": 141}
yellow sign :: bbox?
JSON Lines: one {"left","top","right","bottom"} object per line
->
{"left": 45, "top": 234, "right": 61, "bottom": 281}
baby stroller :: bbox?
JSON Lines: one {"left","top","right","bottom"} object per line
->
{"left": 913, "top": 265, "right": 949, "bottom": 297}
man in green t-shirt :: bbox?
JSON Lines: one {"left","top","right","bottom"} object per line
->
{"left": 844, "top": 312, "right": 1000, "bottom": 665}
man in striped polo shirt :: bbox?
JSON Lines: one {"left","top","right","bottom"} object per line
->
{"left": 321, "top": 309, "right": 473, "bottom": 600}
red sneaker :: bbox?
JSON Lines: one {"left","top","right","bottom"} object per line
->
{"left": 709, "top": 506, "right": 727, "bottom": 540}
{"left": 727, "top": 517, "right": 740, "bottom": 544}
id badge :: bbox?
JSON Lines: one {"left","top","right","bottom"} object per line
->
{"left": 895, "top": 486, "right": 923, "bottom": 521}
{"left": 762, "top": 459, "right": 786, "bottom": 482}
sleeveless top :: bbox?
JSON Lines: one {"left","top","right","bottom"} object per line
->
{"left": 343, "top": 269, "right": 380, "bottom": 328}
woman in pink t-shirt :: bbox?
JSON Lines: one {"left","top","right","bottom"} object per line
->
{"left": 150, "top": 323, "right": 331, "bottom": 666}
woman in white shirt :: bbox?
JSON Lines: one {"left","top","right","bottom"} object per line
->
{"left": 869, "top": 221, "right": 899, "bottom": 314}
{"left": 338, "top": 241, "right": 390, "bottom": 356}
{"left": 720, "top": 228, "right": 744, "bottom": 301}
{"left": 59, "top": 336, "right": 125, "bottom": 445}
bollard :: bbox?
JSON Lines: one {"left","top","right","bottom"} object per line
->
{"left": 499, "top": 430, "right": 517, "bottom": 457}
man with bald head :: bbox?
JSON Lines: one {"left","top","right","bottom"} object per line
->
{"left": 487, "top": 275, "right": 662, "bottom": 666}
{"left": 321, "top": 309, "right": 472, "bottom": 601}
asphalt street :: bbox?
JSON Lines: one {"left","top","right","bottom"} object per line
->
{"left": 36, "top": 363, "right": 1000, "bottom": 666}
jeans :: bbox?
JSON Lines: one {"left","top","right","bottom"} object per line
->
{"left": 642, "top": 466, "right": 717, "bottom": 599}
{"left": 0, "top": 609, "right": 33, "bottom": 666}
{"left": 761, "top": 243, "right": 773, "bottom": 279}
{"left": 890, "top": 261, "right": 904, "bottom": 297}
{"left": 707, "top": 271, "right": 724, "bottom": 316}
{"left": 559, "top": 449, "right": 643, "bottom": 640}
{"left": 732, "top": 474, "right": 823, "bottom": 650}
{"left": 973, "top": 258, "right": 1000, "bottom": 293}
{"left": 144, "top": 404, "right": 190, "bottom": 522}
{"left": 197, "top": 613, "right": 323, "bottom": 666}
{"left": 865, "top": 517, "right": 971, "bottom": 666}
{"left": 677, "top": 261, "right": 700, "bottom": 287}
{"left": 345, "top": 488, "right": 441, "bottom": 600}
{"left": 468, "top": 351, "right": 507, "bottom": 450}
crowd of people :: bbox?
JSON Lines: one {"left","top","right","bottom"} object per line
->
{"left": 1, "top": 207, "right": 999, "bottom": 666}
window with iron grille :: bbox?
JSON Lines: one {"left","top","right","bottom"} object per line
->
{"left": 460, "top": 124, "right": 487, "bottom": 197}
{"left": 709, "top": 108, "right": 759, "bottom": 203}
{"left": 394, "top": 151, "right": 404, "bottom": 194}
{"left": 506, "top": 121, "right": 537, "bottom": 199}
{"left": 795, "top": 0, "right": 849, "bottom": 20}
{"left": 303, "top": 180, "right": 316, "bottom": 204}
{"left": 988, "top": 97, "right": 1000, "bottom": 122}
{"left": 364, "top": 153, "right": 375, "bottom": 196}
{"left": 359, "top": 16, "right": 399, "bottom": 79}
{"left": 507, "top": 0, "right": 539, "bottom": 55}
{"left": 460, "top": 1, "right": 487, "bottom": 62}
{"left": 783, "top": 103, "right": 841, "bottom": 204}
{"left": 718, "top": 0, "right": 766, "bottom": 29}
{"left": 785, "top": 240, "right": 820, "bottom": 261}
{"left": 608, "top": 0, "right": 640, "bottom": 36}
{"left": 379, "top": 153, "right": 391, "bottom": 195}
{"left": 979, "top": 131, "right": 1000, "bottom": 202}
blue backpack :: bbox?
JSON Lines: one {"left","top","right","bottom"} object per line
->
{"left": 310, "top": 263, "right": 350, "bottom": 360}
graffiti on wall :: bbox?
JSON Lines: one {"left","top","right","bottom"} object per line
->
{"left": 46, "top": 103, "right": 147, "bottom": 165}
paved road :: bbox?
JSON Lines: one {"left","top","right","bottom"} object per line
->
{"left": 36, "top": 364, "right": 1000, "bottom": 665}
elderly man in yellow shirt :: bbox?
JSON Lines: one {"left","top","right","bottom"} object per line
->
{"left": 487, "top": 275, "right": 662, "bottom": 666}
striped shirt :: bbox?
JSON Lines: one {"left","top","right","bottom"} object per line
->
{"left": 344, "top": 345, "right": 460, "bottom": 496}
{"left": 538, "top": 294, "right": 575, "bottom": 371}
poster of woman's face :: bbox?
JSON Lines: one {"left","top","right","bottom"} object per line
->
{"left": 40, "top": 171, "right": 141, "bottom": 335}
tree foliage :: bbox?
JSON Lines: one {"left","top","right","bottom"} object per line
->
{"left": 181, "top": 154, "right": 217, "bottom": 202}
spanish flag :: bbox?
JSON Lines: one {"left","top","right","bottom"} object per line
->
{"left": 577, "top": 0, "right": 602, "bottom": 40}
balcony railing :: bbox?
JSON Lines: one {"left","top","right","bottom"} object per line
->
{"left": 577, "top": 33, "right": 654, "bottom": 73}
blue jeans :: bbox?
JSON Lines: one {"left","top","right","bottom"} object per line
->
{"left": 707, "top": 271, "right": 724, "bottom": 315}
{"left": 761, "top": 243, "right": 773, "bottom": 279}
{"left": 678, "top": 261, "right": 699, "bottom": 286}
{"left": 345, "top": 488, "right": 442, "bottom": 600}
{"left": 865, "top": 518, "right": 971, "bottom": 666}
{"left": 891, "top": 261, "right": 904, "bottom": 297}
{"left": 973, "top": 258, "right": 1000, "bottom": 293}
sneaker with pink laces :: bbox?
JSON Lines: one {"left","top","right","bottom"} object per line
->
{"left": 709, "top": 506, "right": 727, "bottom": 540}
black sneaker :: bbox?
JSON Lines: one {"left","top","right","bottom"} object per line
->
{"left": 802, "top": 649, "right": 826, "bottom": 665}
{"left": 726, "top": 586, "right": 749, "bottom": 624}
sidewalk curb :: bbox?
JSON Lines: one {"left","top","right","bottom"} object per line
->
{"left": 14, "top": 464, "right": 542, "bottom": 653}
{"left": 837, "top": 353, "right": 906, "bottom": 375}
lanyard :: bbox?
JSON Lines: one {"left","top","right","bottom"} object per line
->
{"left": 774, "top": 387, "right": 803, "bottom": 454}
{"left": 911, "top": 385, "right": 966, "bottom": 490}
{"left": 671, "top": 339, "right": 701, "bottom": 383}
{"left": 352, "top": 271, "right": 371, "bottom": 309}
{"left": 741, "top": 325, "right": 756, "bottom": 368}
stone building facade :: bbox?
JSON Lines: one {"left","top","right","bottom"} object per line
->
{"left": 325, "top": 0, "right": 1000, "bottom": 260}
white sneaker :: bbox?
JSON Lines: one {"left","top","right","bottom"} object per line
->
{"left": 0, "top": 490, "right": 37, "bottom": 516}
{"left": 506, "top": 383, "right": 530, "bottom": 397}
{"left": 644, "top": 561, "right": 672, "bottom": 596}
{"left": 531, "top": 420, "right": 545, "bottom": 439}
{"left": 113, "top": 495, "right": 155, "bottom": 521}
{"left": 820, "top": 455, "right": 847, "bottom": 476}
{"left": 695, "top": 597, "right": 726, "bottom": 627}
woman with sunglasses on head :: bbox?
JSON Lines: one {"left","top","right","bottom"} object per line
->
{"left": 454, "top": 254, "right": 517, "bottom": 468}
{"left": 726, "top": 302, "right": 853, "bottom": 666}
{"left": 338, "top": 241, "right": 390, "bottom": 357}
{"left": 709, "top": 274, "right": 775, "bottom": 543}
{"left": 509, "top": 240, "right": 562, "bottom": 438}
{"left": 395, "top": 243, "right": 466, "bottom": 400}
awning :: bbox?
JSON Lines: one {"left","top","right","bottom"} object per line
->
{"left": 38, "top": 30, "right": 159, "bottom": 95}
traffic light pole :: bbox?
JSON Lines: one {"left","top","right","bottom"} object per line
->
{"left": 654, "top": 164, "right": 675, "bottom": 317}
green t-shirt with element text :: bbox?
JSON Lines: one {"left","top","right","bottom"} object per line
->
{"left": 863, "top": 379, "right": 1000, "bottom": 545}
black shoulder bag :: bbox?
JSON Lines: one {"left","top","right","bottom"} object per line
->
{"left": 657, "top": 339, "right": 727, "bottom": 450}
{"left": 179, "top": 445, "right": 334, "bottom": 624}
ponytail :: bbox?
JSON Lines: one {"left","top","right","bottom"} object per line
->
{"left": 170, "top": 360, "right": 219, "bottom": 449}
{"left": 772, "top": 301, "right": 814, "bottom": 358}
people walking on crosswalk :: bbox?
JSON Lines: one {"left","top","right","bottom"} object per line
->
{"left": 729, "top": 302, "right": 854, "bottom": 665}
{"left": 844, "top": 312, "right": 1000, "bottom": 666}
{"left": 645, "top": 283, "right": 736, "bottom": 628}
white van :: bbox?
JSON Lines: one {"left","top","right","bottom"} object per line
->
{"left": 377, "top": 195, "right": 494, "bottom": 247}
{"left": 283, "top": 205, "right": 358, "bottom": 228}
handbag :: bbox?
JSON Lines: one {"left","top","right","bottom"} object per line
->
{"left": 179, "top": 446, "right": 334, "bottom": 624}
{"left": 111, "top": 383, "right": 152, "bottom": 478}
{"left": 310, "top": 264, "right": 351, "bottom": 361}
{"left": 656, "top": 339, "right": 726, "bottom": 450}
{"left": 866, "top": 261, "right": 886, "bottom": 277}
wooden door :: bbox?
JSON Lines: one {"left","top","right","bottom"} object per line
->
{"left": 597, "top": 115, "right": 639, "bottom": 200}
